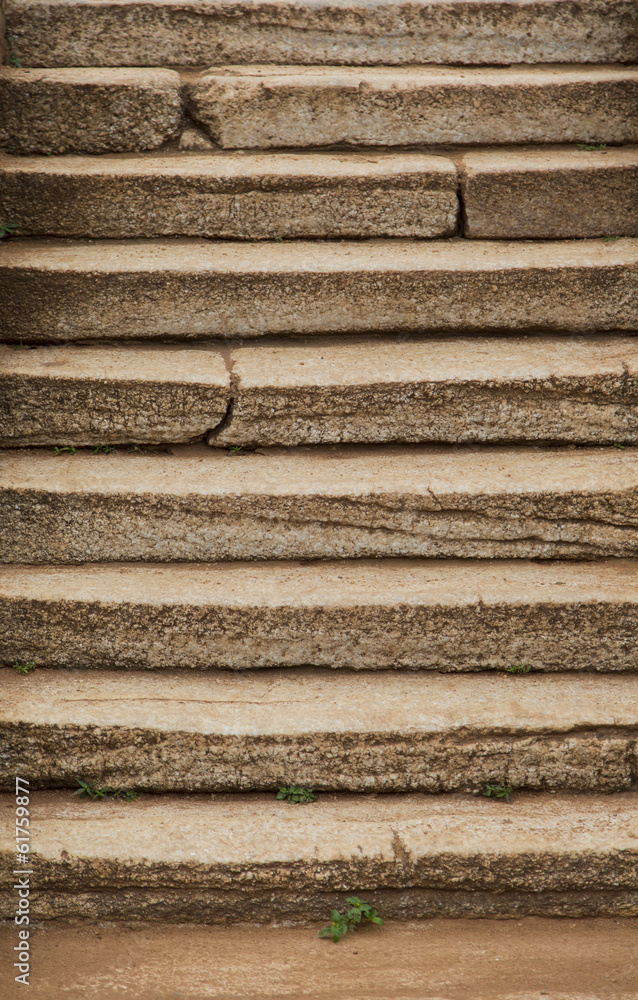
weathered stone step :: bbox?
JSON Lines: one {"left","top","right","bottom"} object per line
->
{"left": 0, "top": 151, "right": 459, "bottom": 239}
{"left": 1, "top": 560, "right": 636, "bottom": 671}
{"left": 4, "top": 148, "right": 638, "bottom": 241}
{"left": 4, "top": 668, "right": 638, "bottom": 793}
{"left": 2, "top": 918, "right": 635, "bottom": 1000}
{"left": 3, "top": 240, "right": 636, "bottom": 341}
{"left": 187, "top": 66, "right": 638, "bottom": 149}
{"left": 1, "top": 790, "right": 636, "bottom": 921}
{"left": 3, "top": 445, "right": 638, "bottom": 563}
{"left": 0, "top": 344, "right": 231, "bottom": 446}
{"left": 7, "top": 0, "right": 637, "bottom": 69}
{"left": 460, "top": 146, "right": 638, "bottom": 239}
{"left": 0, "top": 68, "right": 182, "bottom": 155}
{"left": 4, "top": 337, "right": 638, "bottom": 448}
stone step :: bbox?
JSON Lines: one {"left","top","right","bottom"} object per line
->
{"left": 3, "top": 239, "right": 636, "bottom": 341}
{"left": 4, "top": 337, "right": 638, "bottom": 448}
{"left": 4, "top": 667, "right": 638, "bottom": 793}
{"left": 4, "top": 148, "right": 638, "bottom": 241}
{"left": 6, "top": 0, "right": 637, "bottom": 68}
{"left": 0, "top": 68, "right": 182, "bottom": 155}
{"left": 460, "top": 145, "right": 638, "bottom": 239}
{"left": 1, "top": 918, "right": 635, "bottom": 1000}
{"left": 3, "top": 444, "right": 638, "bottom": 563}
{"left": 0, "top": 151, "right": 459, "bottom": 240}
{"left": 187, "top": 66, "right": 638, "bottom": 150}
{"left": 1, "top": 790, "right": 636, "bottom": 921}
{"left": 1, "top": 559, "right": 637, "bottom": 671}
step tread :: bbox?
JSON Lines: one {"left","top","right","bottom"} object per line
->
{"left": 3, "top": 337, "right": 638, "bottom": 447}
{"left": 2, "top": 239, "right": 636, "bottom": 340}
{"left": 7, "top": 0, "right": 638, "bottom": 68}
{"left": 1, "top": 560, "right": 637, "bottom": 671}
{"left": 2, "top": 918, "right": 636, "bottom": 1000}
{"left": 4, "top": 443, "right": 638, "bottom": 562}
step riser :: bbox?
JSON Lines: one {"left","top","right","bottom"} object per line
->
{"left": 3, "top": 241, "right": 636, "bottom": 340}
{"left": 6, "top": 725, "right": 636, "bottom": 793}
{"left": 4, "top": 888, "right": 636, "bottom": 923}
{"left": 188, "top": 68, "right": 638, "bottom": 150}
{"left": 7, "top": 0, "right": 638, "bottom": 68}
{"left": 0, "top": 156, "right": 459, "bottom": 240}
{"left": 5, "top": 489, "right": 638, "bottom": 563}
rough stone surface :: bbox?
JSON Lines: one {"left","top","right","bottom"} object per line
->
{"left": 461, "top": 146, "right": 638, "bottom": 239}
{"left": 216, "top": 335, "right": 638, "bottom": 446}
{"left": 1, "top": 918, "right": 636, "bottom": 1000}
{"left": 3, "top": 668, "right": 638, "bottom": 793}
{"left": 188, "top": 66, "right": 638, "bottom": 149}
{"left": 0, "top": 151, "right": 459, "bottom": 239}
{"left": 1, "top": 559, "right": 637, "bottom": 671}
{"left": 0, "top": 345, "right": 230, "bottom": 446}
{"left": 0, "top": 791, "right": 637, "bottom": 921}
{"left": 2, "top": 239, "right": 636, "bottom": 341}
{"left": 0, "top": 68, "right": 182, "bottom": 155}
{"left": 6, "top": 0, "right": 638, "bottom": 67}
{"left": 4, "top": 444, "right": 638, "bottom": 562}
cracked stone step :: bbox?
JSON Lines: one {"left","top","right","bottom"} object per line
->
{"left": 2, "top": 919, "right": 636, "bottom": 1000}
{"left": 4, "top": 444, "right": 638, "bottom": 562}
{"left": 215, "top": 335, "right": 638, "bottom": 447}
{"left": 0, "top": 151, "right": 459, "bottom": 239}
{"left": 0, "top": 344, "right": 231, "bottom": 446}
{"left": 187, "top": 66, "right": 638, "bottom": 149}
{"left": 4, "top": 668, "right": 638, "bottom": 793}
{"left": 1, "top": 559, "right": 637, "bottom": 671}
{"left": 4, "top": 336, "right": 638, "bottom": 448}
{"left": 6, "top": 0, "right": 638, "bottom": 68}
{"left": 460, "top": 146, "right": 638, "bottom": 239}
{"left": 2, "top": 239, "right": 637, "bottom": 341}
{"left": 1, "top": 790, "right": 637, "bottom": 921}
{"left": 0, "top": 68, "right": 182, "bottom": 155}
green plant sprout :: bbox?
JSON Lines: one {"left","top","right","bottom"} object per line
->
{"left": 227, "top": 445, "right": 243, "bottom": 455}
{"left": 506, "top": 664, "right": 531, "bottom": 674}
{"left": 613, "top": 443, "right": 626, "bottom": 450}
{"left": 6, "top": 34, "right": 21, "bottom": 67}
{"left": 601, "top": 235, "right": 619, "bottom": 242}
{"left": 13, "top": 661, "right": 36, "bottom": 675}
{"left": 53, "top": 446, "right": 76, "bottom": 455}
{"left": 276, "top": 785, "right": 317, "bottom": 804}
{"left": 0, "top": 223, "right": 17, "bottom": 239}
{"left": 75, "top": 780, "right": 136, "bottom": 801}
{"left": 482, "top": 784, "right": 512, "bottom": 802}
{"left": 576, "top": 143, "right": 607, "bottom": 151}
{"left": 91, "top": 445, "right": 115, "bottom": 454}
{"left": 319, "top": 897, "right": 383, "bottom": 942}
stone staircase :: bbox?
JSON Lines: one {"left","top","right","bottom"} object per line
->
{"left": 1, "top": 0, "right": 638, "bottom": 995}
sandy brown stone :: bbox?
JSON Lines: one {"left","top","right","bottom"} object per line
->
{"left": 1, "top": 918, "right": 636, "bottom": 1000}
{"left": 188, "top": 66, "right": 638, "bottom": 149}
{"left": 3, "top": 668, "right": 637, "bottom": 793}
{"left": 4, "top": 444, "right": 638, "bottom": 562}
{"left": 0, "top": 151, "right": 458, "bottom": 239}
{"left": 0, "top": 791, "right": 637, "bottom": 921}
{"left": 0, "top": 559, "right": 637, "bottom": 671}
{"left": 6, "top": 0, "right": 638, "bottom": 68}
{"left": 2, "top": 239, "right": 637, "bottom": 341}
{"left": 0, "top": 68, "right": 182, "bottom": 155}
{"left": 216, "top": 335, "right": 638, "bottom": 446}
{"left": 461, "top": 146, "right": 638, "bottom": 239}
{"left": 0, "top": 344, "right": 230, "bottom": 446}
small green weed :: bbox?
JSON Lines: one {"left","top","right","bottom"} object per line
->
{"left": 276, "top": 785, "right": 316, "bottom": 804}
{"left": 506, "top": 664, "right": 531, "bottom": 674}
{"left": 614, "top": 443, "right": 626, "bottom": 449}
{"left": 13, "top": 660, "right": 36, "bottom": 675}
{"left": 319, "top": 897, "right": 383, "bottom": 943}
{"left": 227, "top": 445, "right": 243, "bottom": 455}
{"left": 577, "top": 143, "right": 607, "bottom": 151}
{"left": 91, "top": 445, "right": 115, "bottom": 454}
{"left": 53, "top": 446, "right": 76, "bottom": 455}
{"left": 274, "top": 236, "right": 283, "bottom": 242}
{"left": 601, "top": 235, "right": 620, "bottom": 242}
{"left": 482, "top": 784, "right": 512, "bottom": 802}
{"left": 6, "top": 34, "right": 21, "bottom": 67}
{"left": 75, "top": 780, "right": 136, "bottom": 801}
{"left": 12, "top": 340, "right": 29, "bottom": 351}
{"left": 0, "top": 223, "right": 17, "bottom": 239}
